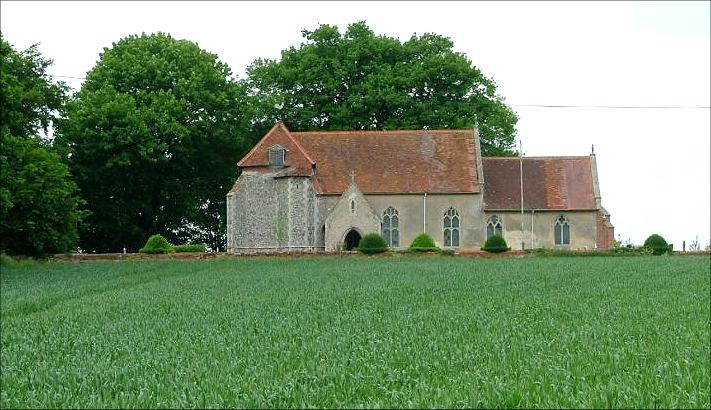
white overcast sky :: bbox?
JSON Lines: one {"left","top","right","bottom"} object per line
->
{"left": 2, "top": 1, "right": 710, "bottom": 248}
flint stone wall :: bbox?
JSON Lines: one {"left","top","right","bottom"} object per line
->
{"left": 227, "top": 172, "right": 321, "bottom": 253}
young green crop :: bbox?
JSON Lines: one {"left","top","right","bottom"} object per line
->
{"left": 1, "top": 256, "right": 709, "bottom": 408}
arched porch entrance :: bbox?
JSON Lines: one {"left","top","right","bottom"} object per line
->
{"left": 343, "top": 229, "right": 361, "bottom": 251}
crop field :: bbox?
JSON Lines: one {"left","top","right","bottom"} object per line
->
{"left": 0, "top": 255, "right": 709, "bottom": 408}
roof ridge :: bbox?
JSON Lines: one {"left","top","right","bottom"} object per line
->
{"left": 292, "top": 129, "right": 475, "bottom": 136}
{"left": 482, "top": 156, "right": 591, "bottom": 160}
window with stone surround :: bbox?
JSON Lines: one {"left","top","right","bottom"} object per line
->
{"left": 554, "top": 215, "right": 570, "bottom": 245}
{"left": 486, "top": 215, "right": 503, "bottom": 239}
{"left": 443, "top": 207, "right": 460, "bottom": 247}
{"left": 381, "top": 206, "right": 399, "bottom": 247}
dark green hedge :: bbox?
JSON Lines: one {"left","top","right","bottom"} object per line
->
{"left": 533, "top": 247, "right": 653, "bottom": 257}
{"left": 171, "top": 243, "right": 207, "bottom": 253}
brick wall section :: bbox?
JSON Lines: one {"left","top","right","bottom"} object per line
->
{"left": 596, "top": 210, "right": 615, "bottom": 249}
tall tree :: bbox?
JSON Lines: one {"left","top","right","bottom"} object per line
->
{"left": 0, "top": 34, "right": 85, "bottom": 256}
{"left": 247, "top": 21, "right": 519, "bottom": 156}
{"left": 56, "top": 33, "right": 251, "bottom": 252}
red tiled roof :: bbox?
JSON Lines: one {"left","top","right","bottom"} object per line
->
{"left": 482, "top": 157, "right": 597, "bottom": 210}
{"left": 291, "top": 129, "right": 480, "bottom": 194}
{"left": 237, "top": 123, "right": 314, "bottom": 176}
{"left": 238, "top": 123, "right": 481, "bottom": 194}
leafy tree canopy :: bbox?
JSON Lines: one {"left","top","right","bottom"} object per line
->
{"left": 0, "top": 34, "right": 66, "bottom": 139}
{"left": 247, "top": 21, "right": 519, "bottom": 156}
{"left": 0, "top": 34, "right": 85, "bottom": 256}
{"left": 0, "top": 135, "right": 86, "bottom": 256}
{"left": 56, "top": 32, "right": 252, "bottom": 252}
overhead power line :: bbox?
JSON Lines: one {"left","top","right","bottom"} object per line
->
{"left": 512, "top": 103, "right": 711, "bottom": 109}
{"left": 52, "top": 75, "right": 86, "bottom": 80}
{"left": 49, "top": 74, "right": 710, "bottom": 109}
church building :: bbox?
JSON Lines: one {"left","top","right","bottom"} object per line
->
{"left": 226, "top": 123, "right": 614, "bottom": 253}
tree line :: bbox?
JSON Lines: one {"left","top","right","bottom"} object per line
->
{"left": 0, "top": 22, "right": 519, "bottom": 256}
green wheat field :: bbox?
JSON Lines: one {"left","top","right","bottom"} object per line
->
{"left": 1, "top": 255, "right": 709, "bottom": 408}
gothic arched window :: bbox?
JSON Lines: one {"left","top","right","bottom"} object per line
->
{"left": 443, "top": 207, "right": 460, "bottom": 247}
{"left": 554, "top": 215, "right": 570, "bottom": 245}
{"left": 381, "top": 207, "right": 399, "bottom": 247}
{"left": 268, "top": 145, "right": 285, "bottom": 167}
{"left": 487, "top": 215, "right": 503, "bottom": 239}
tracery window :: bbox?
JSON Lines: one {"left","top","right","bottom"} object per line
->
{"left": 443, "top": 207, "right": 460, "bottom": 247}
{"left": 381, "top": 207, "right": 399, "bottom": 247}
{"left": 486, "top": 215, "right": 503, "bottom": 239}
{"left": 554, "top": 215, "right": 570, "bottom": 245}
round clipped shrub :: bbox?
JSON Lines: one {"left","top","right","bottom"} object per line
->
{"left": 482, "top": 234, "right": 509, "bottom": 253}
{"left": 643, "top": 234, "right": 670, "bottom": 255}
{"left": 409, "top": 233, "right": 440, "bottom": 252}
{"left": 139, "top": 234, "right": 172, "bottom": 254}
{"left": 358, "top": 233, "right": 388, "bottom": 254}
